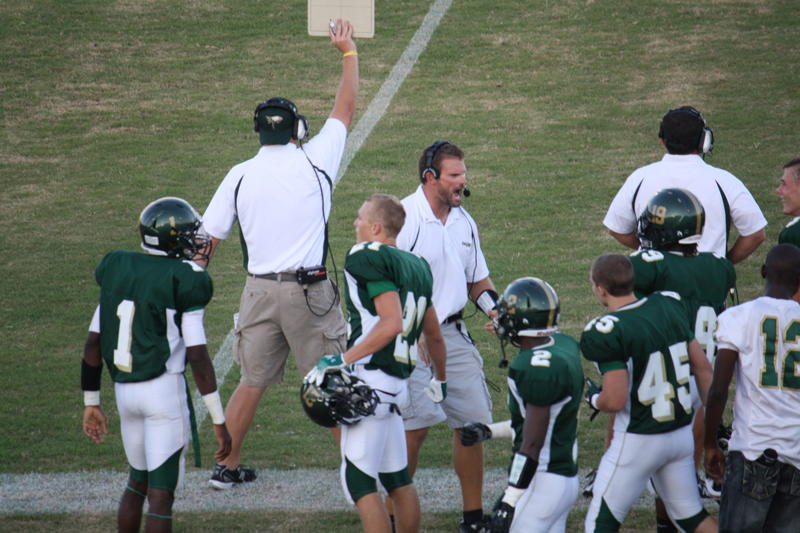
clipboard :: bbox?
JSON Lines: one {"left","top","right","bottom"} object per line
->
{"left": 308, "top": 0, "right": 374, "bottom": 38}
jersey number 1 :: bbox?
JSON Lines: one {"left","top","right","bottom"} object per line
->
{"left": 113, "top": 300, "right": 135, "bottom": 372}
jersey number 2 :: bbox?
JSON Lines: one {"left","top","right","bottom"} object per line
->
{"left": 113, "top": 300, "right": 135, "bottom": 373}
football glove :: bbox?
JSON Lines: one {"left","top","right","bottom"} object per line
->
{"left": 584, "top": 377, "right": 601, "bottom": 421}
{"left": 425, "top": 377, "right": 447, "bottom": 403}
{"left": 304, "top": 354, "right": 346, "bottom": 387}
{"left": 460, "top": 421, "right": 492, "bottom": 446}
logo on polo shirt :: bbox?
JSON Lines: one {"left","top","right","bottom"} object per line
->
{"left": 462, "top": 241, "right": 472, "bottom": 247}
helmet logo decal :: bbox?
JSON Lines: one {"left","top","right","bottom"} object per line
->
{"left": 264, "top": 114, "right": 284, "bottom": 129}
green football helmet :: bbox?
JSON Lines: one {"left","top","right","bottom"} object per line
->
{"left": 300, "top": 370, "right": 379, "bottom": 428}
{"left": 138, "top": 197, "right": 209, "bottom": 261}
{"left": 495, "top": 277, "right": 560, "bottom": 345}
{"left": 637, "top": 188, "right": 705, "bottom": 250}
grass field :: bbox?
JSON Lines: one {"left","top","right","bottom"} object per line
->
{"left": 2, "top": 0, "right": 798, "bottom": 531}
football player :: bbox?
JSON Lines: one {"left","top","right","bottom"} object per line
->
{"left": 705, "top": 243, "right": 800, "bottom": 532}
{"left": 81, "top": 197, "right": 231, "bottom": 533}
{"left": 633, "top": 188, "right": 736, "bottom": 511}
{"left": 304, "top": 193, "right": 447, "bottom": 533}
{"left": 775, "top": 158, "right": 800, "bottom": 246}
{"left": 581, "top": 254, "right": 717, "bottom": 533}
{"left": 461, "top": 277, "right": 583, "bottom": 533}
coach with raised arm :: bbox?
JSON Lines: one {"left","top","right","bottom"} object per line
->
{"left": 200, "top": 19, "right": 358, "bottom": 490}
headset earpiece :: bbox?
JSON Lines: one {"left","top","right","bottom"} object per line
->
{"left": 253, "top": 98, "right": 309, "bottom": 140}
{"left": 420, "top": 140, "right": 450, "bottom": 183}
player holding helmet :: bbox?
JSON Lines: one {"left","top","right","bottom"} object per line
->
{"left": 303, "top": 193, "right": 447, "bottom": 533}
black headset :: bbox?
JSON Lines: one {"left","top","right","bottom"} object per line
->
{"left": 420, "top": 140, "right": 451, "bottom": 183}
{"left": 419, "top": 140, "right": 471, "bottom": 197}
{"left": 253, "top": 97, "right": 309, "bottom": 141}
{"left": 659, "top": 106, "right": 714, "bottom": 154}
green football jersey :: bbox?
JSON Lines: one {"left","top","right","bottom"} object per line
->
{"left": 95, "top": 250, "right": 213, "bottom": 383}
{"left": 344, "top": 241, "right": 433, "bottom": 379}
{"left": 580, "top": 292, "right": 696, "bottom": 434}
{"left": 507, "top": 333, "right": 583, "bottom": 476}
{"left": 631, "top": 249, "right": 735, "bottom": 358}
{"left": 779, "top": 217, "right": 800, "bottom": 247}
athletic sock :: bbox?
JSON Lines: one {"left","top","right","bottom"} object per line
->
{"left": 463, "top": 508, "right": 483, "bottom": 526}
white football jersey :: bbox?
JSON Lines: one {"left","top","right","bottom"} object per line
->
{"left": 716, "top": 296, "right": 800, "bottom": 469}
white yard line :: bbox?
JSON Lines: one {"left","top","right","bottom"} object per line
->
{"left": 193, "top": 0, "right": 455, "bottom": 427}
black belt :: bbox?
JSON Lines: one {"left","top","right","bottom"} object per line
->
{"left": 444, "top": 311, "right": 463, "bottom": 324}
{"left": 250, "top": 271, "right": 296, "bottom": 282}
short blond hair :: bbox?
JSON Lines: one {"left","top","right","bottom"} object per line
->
{"left": 365, "top": 194, "right": 406, "bottom": 238}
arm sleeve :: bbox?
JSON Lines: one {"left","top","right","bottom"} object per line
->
{"left": 603, "top": 172, "right": 642, "bottom": 234}
{"left": 89, "top": 305, "right": 100, "bottom": 333}
{"left": 302, "top": 118, "right": 348, "bottom": 178}
{"left": 176, "top": 269, "right": 213, "bottom": 312}
{"left": 181, "top": 309, "right": 207, "bottom": 347}
{"left": 580, "top": 326, "right": 628, "bottom": 372}
{"left": 715, "top": 307, "right": 744, "bottom": 352}
{"left": 202, "top": 167, "right": 244, "bottom": 240}
{"left": 723, "top": 174, "right": 768, "bottom": 236}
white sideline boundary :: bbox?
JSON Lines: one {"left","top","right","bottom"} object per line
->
{"left": 0, "top": 467, "right": 660, "bottom": 514}
{"left": 192, "top": 0, "right": 455, "bottom": 427}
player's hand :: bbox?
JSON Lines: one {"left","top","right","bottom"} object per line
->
{"left": 490, "top": 502, "right": 515, "bottom": 533}
{"left": 213, "top": 423, "right": 233, "bottom": 462}
{"left": 425, "top": 377, "right": 447, "bottom": 403}
{"left": 584, "top": 377, "right": 602, "bottom": 420}
{"left": 304, "top": 354, "right": 346, "bottom": 386}
{"left": 704, "top": 446, "right": 726, "bottom": 483}
{"left": 460, "top": 422, "right": 492, "bottom": 446}
{"left": 329, "top": 18, "right": 356, "bottom": 55}
{"left": 82, "top": 405, "right": 109, "bottom": 444}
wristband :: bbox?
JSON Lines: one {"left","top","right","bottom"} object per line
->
{"left": 488, "top": 420, "right": 514, "bottom": 440}
{"left": 84, "top": 390, "right": 100, "bottom": 406}
{"left": 590, "top": 393, "right": 600, "bottom": 410}
{"left": 476, "top": 289, "right": 499, "bottom": 316}
{"left": 501, "top": 486, "right": 526, "bottom": 507}
{"left": 202, "top": 391, "right": 226, "bottom": 425}
{"left": 342, "top": 51, "right": 358, "bottom": 58}
{"left": 81, "top": 359, "right": 102, "bottom": 391}
{"left": 508, "top": 452, "right": 537, "bottom": 489}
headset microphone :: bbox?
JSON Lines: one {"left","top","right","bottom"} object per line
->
{"left": 463, "top": 187, "right": 471, "bottom": 197}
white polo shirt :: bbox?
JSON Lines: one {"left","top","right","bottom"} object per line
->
{"left": 203, "top": 118, "right": 347, "bottom": 274}
{"left": 397, "top": 186, "right": 489, "bottom": 321}
{"left": 603, "top": 154, "right": 767, "bottom": 257}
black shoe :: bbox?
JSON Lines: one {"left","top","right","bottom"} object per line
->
{"left": 209, "top": 463, "right": 257, "bottom": 490}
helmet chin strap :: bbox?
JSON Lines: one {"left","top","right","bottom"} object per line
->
{"left": 498, "top": 339, "right": 510, "bottom": 369}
